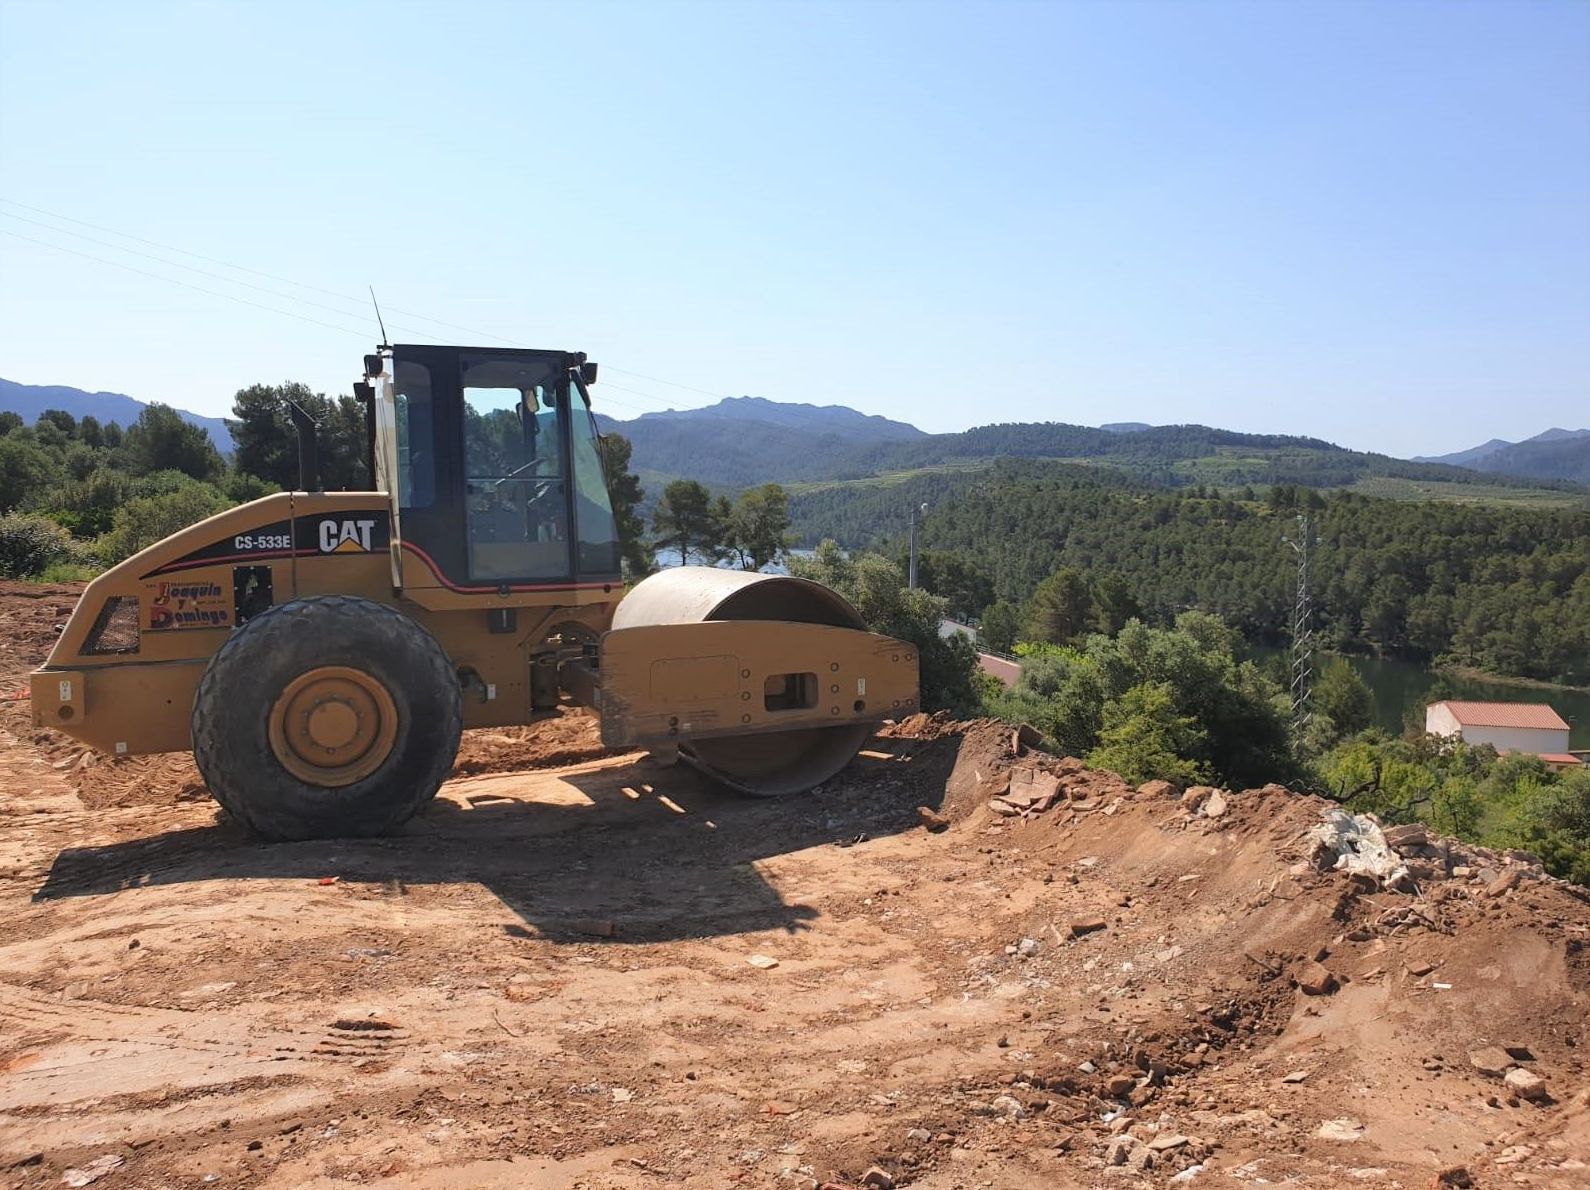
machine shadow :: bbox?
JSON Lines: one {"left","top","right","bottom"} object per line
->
{"left": 33, "top": 731, "right": 962, "bottom": 945}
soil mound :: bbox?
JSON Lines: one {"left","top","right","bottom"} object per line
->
{"left": 840, "top": 725, "right": 1590, "bottom": 1185}
{"left": 2, "top": 583, "right": 1587, "bottom": 1187}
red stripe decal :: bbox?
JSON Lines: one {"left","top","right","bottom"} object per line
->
{"left": 399, "top": 541, "right": 613, "bottom": 593}
{"left": 145, "top": 548, "right": 309, "bottom": 577}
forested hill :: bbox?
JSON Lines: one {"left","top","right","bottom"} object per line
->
{"left": 1464, "top": 434, "right": 1590, "bottom": 485}
{"left": 625, "top": 395, "right": 925, "bottom": 442}
{"left": 909, "top": 471, "right": 1590, "bottom": 685}
{"left": 0, "top": 378, "right": 233, "bottom": 453}
{"left": 594, "top": 395, "right": 924, "bottom": 488}
{"left": 597, "top": 398, "right": 1581, "bottom": 495}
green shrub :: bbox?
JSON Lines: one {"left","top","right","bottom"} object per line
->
{"left": 53, "top": 468, "right": 135, "bottom": 538}
{"left": 222, "top": 471, "right": 277, "bottom": 504}
{"left": 1496, "top": 768, "right": 1590, "bottom": 886}
{"left": 789, "top": 540, "right": 982, "bottom": 715}
{"left": 96, "top": 484, "right": 231, "bottom": 564}
{"left": 38, "top": 561, "right": 100, "bottom": 583}
{"left": 0, "top": 512, "right": 77, "bottom": 578}
{"left": 988, "top": 613, "right": 1296, "bottom": 787}
{"left": 1321, "top": 735, "right": 1590, "bottom": 886}
{"left": 1088, "top": 680, "right": 1210, "bottom": 786}
{"left": 0, "top": 436, "right": 62, "bottom": 513}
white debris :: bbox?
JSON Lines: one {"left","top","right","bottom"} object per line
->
{"left": 1306, "top": 810, "right": 1410, "bottom": 889}
{"left": 1316, "top": 1117, "right": 1365, "bottom": 1141}
{"left": 748, "top": 954, "right": 779, "bottom": 969}
{"left": 62, "top": 1156, "right": 124, "bottom": 1187}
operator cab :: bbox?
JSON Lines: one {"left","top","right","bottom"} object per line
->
{"left": 360, "top": 344, "right": 620, "bottom": 593}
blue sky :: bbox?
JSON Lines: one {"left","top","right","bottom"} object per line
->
{"left": 1, "top": 0, "right": 1586, "bottom": 457}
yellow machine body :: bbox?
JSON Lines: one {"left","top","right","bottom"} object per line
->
{"left": 29, "top": 343, "right": 918, "bottom": 837}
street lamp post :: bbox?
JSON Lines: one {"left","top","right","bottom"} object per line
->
{"left": 908, "top": 502, "right": 928, "bottom": 590}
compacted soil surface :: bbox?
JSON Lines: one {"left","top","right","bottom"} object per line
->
{"left": 1, "top": 581, "right": 1586, "bottom": 1188}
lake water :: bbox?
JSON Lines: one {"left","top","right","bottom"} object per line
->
{"left": 1246, "top": 646, "right": 1590, "bottom": 751}
{"left": 651, "top": 547, "right": 815, "bottom": 574}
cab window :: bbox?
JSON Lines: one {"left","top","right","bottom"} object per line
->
{"left": 571, "top": 386, "right": 620, "bottom": 576}
{"left": 394, "top": 361, "right": 434, "bottom": 509}
{"left": 460, "top": 355, "right": 569, "bottom": 581}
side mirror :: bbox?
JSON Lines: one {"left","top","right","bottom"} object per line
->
{"left": 580, "top": 361, "right": 599, "bottom": 386}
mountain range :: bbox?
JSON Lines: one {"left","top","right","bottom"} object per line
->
{"left": 5, "top": 376, "right": 1586, "bottom": 492}
{"left": 0, "top": 378, "right": 233, "bottom": 452}
{"left": 597, "top": 396, "right": 1589, "bottom": 494}
{"left": 1414, "top": 428, "right": 1590, "bottom": 485}
{"left": 626, "top": 395, "right": 925, "bottom": 444}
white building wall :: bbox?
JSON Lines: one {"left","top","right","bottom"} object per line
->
{"left": 1426, "top": 704, "right": 1569, "bottom": 755}
{"left": 1458, "top": 725, "right": 1570, "bottom": 755}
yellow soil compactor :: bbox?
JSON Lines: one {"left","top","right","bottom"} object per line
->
{"left": 30, "top": 345, "right": 919, "bottom": 839}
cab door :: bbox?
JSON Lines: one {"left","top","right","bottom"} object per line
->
{"left": 387, "top": 345, "right": 577, "bottom": 593}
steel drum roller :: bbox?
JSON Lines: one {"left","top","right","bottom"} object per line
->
{"left": 612, "top": 568, "right": 876, "bottom": 795}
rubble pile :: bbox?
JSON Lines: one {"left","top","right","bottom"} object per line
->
{"left": 826, "top": 717, "right": 1589, "bottom": 1188}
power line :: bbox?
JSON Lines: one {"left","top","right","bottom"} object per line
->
{"left": 0, "top": 210, "right": 437, "bottom": 341}
{"left": 0, "top": 196, "right": 730, "bottom": 406}
{"left": 600, "top": 365, "right": 727, "bottom": 400}
{"left": 2, "top": 230, "right": 382, "bottom": 339}
{"left": 0, "top": 228, "right": 666, "bottom": 419}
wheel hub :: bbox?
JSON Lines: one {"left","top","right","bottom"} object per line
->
{"left": 268, "top": 666, "right": 399, "bottom": 788}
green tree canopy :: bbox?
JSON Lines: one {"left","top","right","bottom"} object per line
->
{"left": 98, "top": 480, "right": 231, "bottom": 564}
{"left": 980, "top": 599, "right": 1020, "bottom": 654}
{"left": 991, "top": 611, "right": 1295, "bottom": 787}
{"left": 652, "top": 478, "right": 722, "bottom": 566}
{"left": 123, "top": 403, "right": 222, "bottom": 481}
{"left": 597, "top": 433, "right": 652, "bottom": 578}
{"left": 1090, "top": 573, "right": 1143, "bottom": 636}
{"left": 228, "top": 382, "right": 369, "bottom": 490}
{"left": 0, "top": 435, "right": 61, "bottom": 513}
{"left": 1314, "top": 657, "right": 1375, "bottom": 742}
{"left": 1088, "top": 680, "right": 1210, "bottom": 787}
{"left": 726, "top": 483, "right": 791, "bottom": 571}
{"left": 38, "top": 409, "right": 76, "bottom": 435}
{"left": 1025, "top": 566, "right": 1093, "bottom": 645}
{"left": 790, "top": 540, "right": 981, "bottom": 715}
{"left": 909, "top": 548, "right": 995, "bottom": 622}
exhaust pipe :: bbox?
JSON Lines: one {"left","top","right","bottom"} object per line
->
{"left": 288, "top": 400, "right": 321, "bottom": 492}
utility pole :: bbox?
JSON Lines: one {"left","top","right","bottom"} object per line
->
{"left": 1285, "top": 513, "right": 1314, "bottom": 748}
{"left": 908, "top": 502, "right": 927, "bottom": 590}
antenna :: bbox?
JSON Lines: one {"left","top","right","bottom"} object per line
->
{"left": 369, "top": 286, "right": 389, "bottom": 347}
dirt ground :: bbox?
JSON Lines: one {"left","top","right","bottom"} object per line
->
{"left": 2, "top": 581, "right": 1587, "bottom": 1189}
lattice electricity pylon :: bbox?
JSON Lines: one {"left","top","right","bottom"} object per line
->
{"left": 1284, "top": 514, "right": 1314, "bottom": 747}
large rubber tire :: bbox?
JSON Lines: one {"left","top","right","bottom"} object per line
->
{"left": 192, "top": 595, "right": 462, "bottom": 842}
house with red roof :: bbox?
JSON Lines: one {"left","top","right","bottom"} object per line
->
{"left": 1425, "top": 700, "right": 1576, "bottom": 763}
